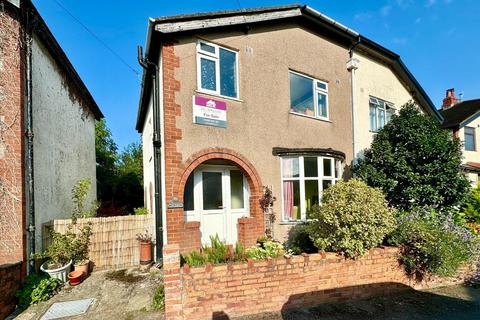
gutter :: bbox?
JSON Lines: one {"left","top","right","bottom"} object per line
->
{"left": 22, "top": 3, "right": 35, "bottom": 273}
{"left": 137, "top": 43, "right": 164, "bottom": 262}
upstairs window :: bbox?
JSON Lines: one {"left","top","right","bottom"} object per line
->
{"left": 289, "top": 71, "right": 329, "bottom": 120}
{"left": 281, "top": 156, "right": 342, "bottom": 221}
{"left": 465, "top": 127, "right": 476, "bottom": 151}
{"left": 369, "top": 97, "right": 395, "bottom": 132}
{"left": 197, "top": 40, "right": 238, "bottom": 99}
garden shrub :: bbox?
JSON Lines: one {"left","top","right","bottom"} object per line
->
{"left": 16, "top": 274, "right": 62, "bottom": 309}
{"left": 133, "top": 207, "right": 149, "bottom": 215}
{"left": 462, "top": 184, "right": 480, "bottom": 223}
{"left": 307, "top": 179, "right": 396, "bottom": 258}
{"left": 389, "top": 210, "right": 479, "bottom": 277}
{"left": 151, "top": 284, "right": 164, "bottom": 310}
{"left": 285, "top": 224, "right": 317, "bottom": 255}
{"left": 354, "top": 103, "right": 469, "bottom": 212}
{"left": 245, "top": 240, "right": 285, "bottom": 260}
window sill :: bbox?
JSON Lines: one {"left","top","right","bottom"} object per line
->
{"left": 290, "top": 112, "right": 331, "bottom": 123}
{"left": 195, "top": 90, "right": 243, "bottom": 103}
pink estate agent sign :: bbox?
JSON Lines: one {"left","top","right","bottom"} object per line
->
{"left": 192, "top": 96, "right": 227, "bottom": 128}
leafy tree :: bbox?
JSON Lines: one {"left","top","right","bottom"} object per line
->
{"left": 116, "top": 142, "right": 144, "bottom": 212}
{"left": 354, "top": 102, "right": 469, "bottom": 212}
{"left": 95, "top": 119, "right": 118, "bottom": 202}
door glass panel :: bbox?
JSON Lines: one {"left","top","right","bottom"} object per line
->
{"left": 305, "top": 180, "right": 319, "bottom": 219}
{"left": 202, "top": 172, "right": 223, "bottom": 210}
{"left": 283, "top": 180, "right": 300, "bottom": 220}
{"left": 304, "top": 157, "right": 318, "bottom": 177}
{"left": 230, "top": 170, "right": 244, "bottom": 209}
{"left": 184, "top": 174, "right": 195, "bottom": 211}
{"left": 323, "top": 158, "right": 332, "bottom": 177}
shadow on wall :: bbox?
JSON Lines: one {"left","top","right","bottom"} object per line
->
{"left": 211, "top": 282, "right": 480, "bottom": 320}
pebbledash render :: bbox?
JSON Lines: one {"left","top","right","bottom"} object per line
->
{"left": 136, "top": 4, "right": 442, "bottom": 259}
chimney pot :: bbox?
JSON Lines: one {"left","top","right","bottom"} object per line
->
{"left": 442, "top": 88, "right": 458, "bottom": 109}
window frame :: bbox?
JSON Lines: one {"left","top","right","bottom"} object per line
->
{"left": 369, "top": 97, "right": 395, "bottom": 132}
{"left": 196, "top": 40, "right": 239, "bottom": 99}
{"left": 464, "top": 126, "right": 476, "bottom": 151}
{"left": 280, "top": 155, "right": 342, "bottom": 222}
{"left": 288, "top": 70, "right": 329, "bottom": 121}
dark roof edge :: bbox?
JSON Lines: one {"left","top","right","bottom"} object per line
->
{"left": 272, "top": 147, "right": 346, "bottom": 160}
{"left": 26, "top": 1, "right": 103, "bottom": 119}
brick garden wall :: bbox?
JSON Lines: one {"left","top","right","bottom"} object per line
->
{"left": 163, "top": 244, "right": 468, "bottom": 320}
{"left": 0, "top": 1, "right": 26, "bottom": 265}
{"left": 0, "top": 261, "right": 23, "bottom": 319}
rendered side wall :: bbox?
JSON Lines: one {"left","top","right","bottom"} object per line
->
{"left": 31, "top": 35, "right": 97, "bottom": 251}
{"left": 163, "top": 245, "right": 470, "bottom": 320}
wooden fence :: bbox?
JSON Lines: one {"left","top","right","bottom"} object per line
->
{"left": 43, "top": 215, "right": 153, "bottom": 270}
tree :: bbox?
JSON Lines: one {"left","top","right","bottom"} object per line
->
{"left": 95, "top": 119, "right": 118, "bottom": 202}
{"left": 116, "top": 142, "right": 144, "bottom": 212}
{"left": 354, "top": 102, "right": 469, "bottom": 212}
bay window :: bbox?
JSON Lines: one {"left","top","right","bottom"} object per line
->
{"left": 369, "top": 97, "right": 395, "bottom": 132}
{"left": 289, "top": 71, "right": 329, "bottom": 120}
{"left": 281, "top": 156, "right": 342, "bottom": 221}
{"left": 197, "top": 40, "right": 238, "bottom": 99}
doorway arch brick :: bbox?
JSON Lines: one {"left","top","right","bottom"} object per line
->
{"left": 167, "top": 148, "right": 264, "bottom": 252}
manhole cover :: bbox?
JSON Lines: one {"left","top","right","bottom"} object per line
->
{"left": 41, "top": 298, "right": 95, "bottom": 320}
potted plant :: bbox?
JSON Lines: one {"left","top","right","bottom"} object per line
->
{"left": 71, "top": 224, "right": 92, "bottom": 276}
{"left": 136, "top": 231, "right": 153, "bottom": 265}
{"left": 41, "top": 230, "right": 73, "bottom": 283}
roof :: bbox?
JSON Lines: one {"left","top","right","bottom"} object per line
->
{"left": 440, "top": 99, "right": 480, "bottom": 128}
{"left": 20, "top": 1, "right": 103, "bottom": 119}
{"left": 136, "top": 4, "right": 442, "bottom": 131}
{"left": 464, "top": 162, "right": 480, "bottom": 173}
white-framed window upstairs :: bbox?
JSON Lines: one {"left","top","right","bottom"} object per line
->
{"left": 197, "top": 40, "right": 239, "bottom": 99}
{"left": 289, "top": 70, "right": 329, "bottom": 120}
{"left": 281, "top": 155, "right": 342, "bottom": 221}
{"left": 369, "top": 97, "right": 395, "bottom": 132}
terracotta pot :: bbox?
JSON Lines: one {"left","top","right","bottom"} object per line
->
{"left": 74, "top": 260, "right": 90, "bottom": 276}
{"left": 68, "top": 270, "right": 83, "bottom": 286}
{"left": 140, "top": 240, "right": 152, "bottom": 265}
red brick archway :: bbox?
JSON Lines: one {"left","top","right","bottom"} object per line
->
{"left": 166, "top": 148, "right": 264, "bottom": 252}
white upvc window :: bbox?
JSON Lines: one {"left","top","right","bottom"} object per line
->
{"left": 289, "top": 70, "right": 329, "bottom": 120}
{"left": 196, "top": 40, "right": 239, "bottom": 99}
{"left": 369, "top": 97, "right": 395, "bottom": 132}
{"left": 281, "top": 156, "right": 342, "bottom": 221}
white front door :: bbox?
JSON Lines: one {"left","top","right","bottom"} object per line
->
{"left": 184, "top": 165, "right": 249, "bottom": 245}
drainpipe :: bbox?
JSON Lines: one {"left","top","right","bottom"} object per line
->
{"left": 23, "top": 4, "right": 35, "bottom": 273}
{"left": 347, "top": 37, "right": 361, "bottom": 167}
{"left": 137, "top": 45, "right": 163, "bottom": 263}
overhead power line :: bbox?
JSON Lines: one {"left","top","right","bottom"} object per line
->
{"left": 51, "top": 0, "right": 140, "bottom": 77}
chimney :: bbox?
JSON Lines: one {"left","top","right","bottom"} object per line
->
{"left": 442, "top": 88, "right": 458, "bottom": 109}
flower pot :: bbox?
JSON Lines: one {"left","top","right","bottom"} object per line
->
{"left": 68, "top": 270, "right": 83, "bottom": 286}
{"left": 140, "top": 241, "right": 152, "bottom": 265}
{"left": 40, "top": 260, "right": 72, "bottom": 283}
{"left": 74, "top": 260, "right": 90, "bottom": 276}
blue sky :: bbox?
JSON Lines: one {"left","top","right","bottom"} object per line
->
{"left": 32, "top": 0, "right": 479, "bottom": 149}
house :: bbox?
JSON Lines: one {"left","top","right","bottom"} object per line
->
{"left": 135, "top": 4, "right": 440, "bottom": 259}
{"left": 0, "top": 0, "right": 102, "bottom": 267}
{"left": 440, "top": 89, "right": 480, "bottom": 185}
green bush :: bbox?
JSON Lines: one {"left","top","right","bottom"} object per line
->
{"left": 151, "top": 284, "right": 164, "bottom": 310}
{"left": 133, "top": 207, "right": 149, "bottom": 215}
{"left": 71, "top": 178, "right": 98, "bottom": 222}
{"left": 389, "top": 210, "right": 479, "bottom": 277}
{"left": 307, "top": 179, "right": 396, "bottom": 258}
{"left": 16, "top": 274, "right": 62, "bottom": 309}
{"left": 354, "top": 103, "right": 469, "bottom": 212}
{"left": 462, "top": 184, "right": 480, "bottom": 223}
{"left": 245, "top": 240, "right": 285, "bottom": 260}
{"left": 285, "top": 224, "right": 317, "bottom": 255}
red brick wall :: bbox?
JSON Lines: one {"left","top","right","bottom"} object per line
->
{"left": 0, "top": 2, "right": 26, "bottom": 265}
{"left": 0, "top": 261, "right": 23, "bottom": 319}
{"left": 162, "top": 43, "right": 264, "bottom": 253}
{"left": 163, "top": 245, "right": 468, "bottom": 320}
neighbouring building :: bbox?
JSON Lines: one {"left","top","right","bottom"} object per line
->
{"left": 441, "top": 88, "right": 480, "bottom": 185}
{"left": 0, "top": 0, "right": 102, "bottom": 271}
{"left": 136, "top": 4, "right": 441, "bottom": 259}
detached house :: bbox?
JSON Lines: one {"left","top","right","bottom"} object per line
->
{"left": 136, "top": 4, "right": 441, "bottom": 259}
{"left": 0, "top": 0, "right": 102, "bottom": 267}
{"left": 441, "top": 89, "right": 480, "bottom": 185}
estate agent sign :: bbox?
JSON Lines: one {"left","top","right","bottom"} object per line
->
{"left": 193, "top": 95, "right": 227, "bottom": 128}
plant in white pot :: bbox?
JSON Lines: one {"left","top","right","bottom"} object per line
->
{"left": 41, "top": 230, "right": 73, "bottom": 283}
